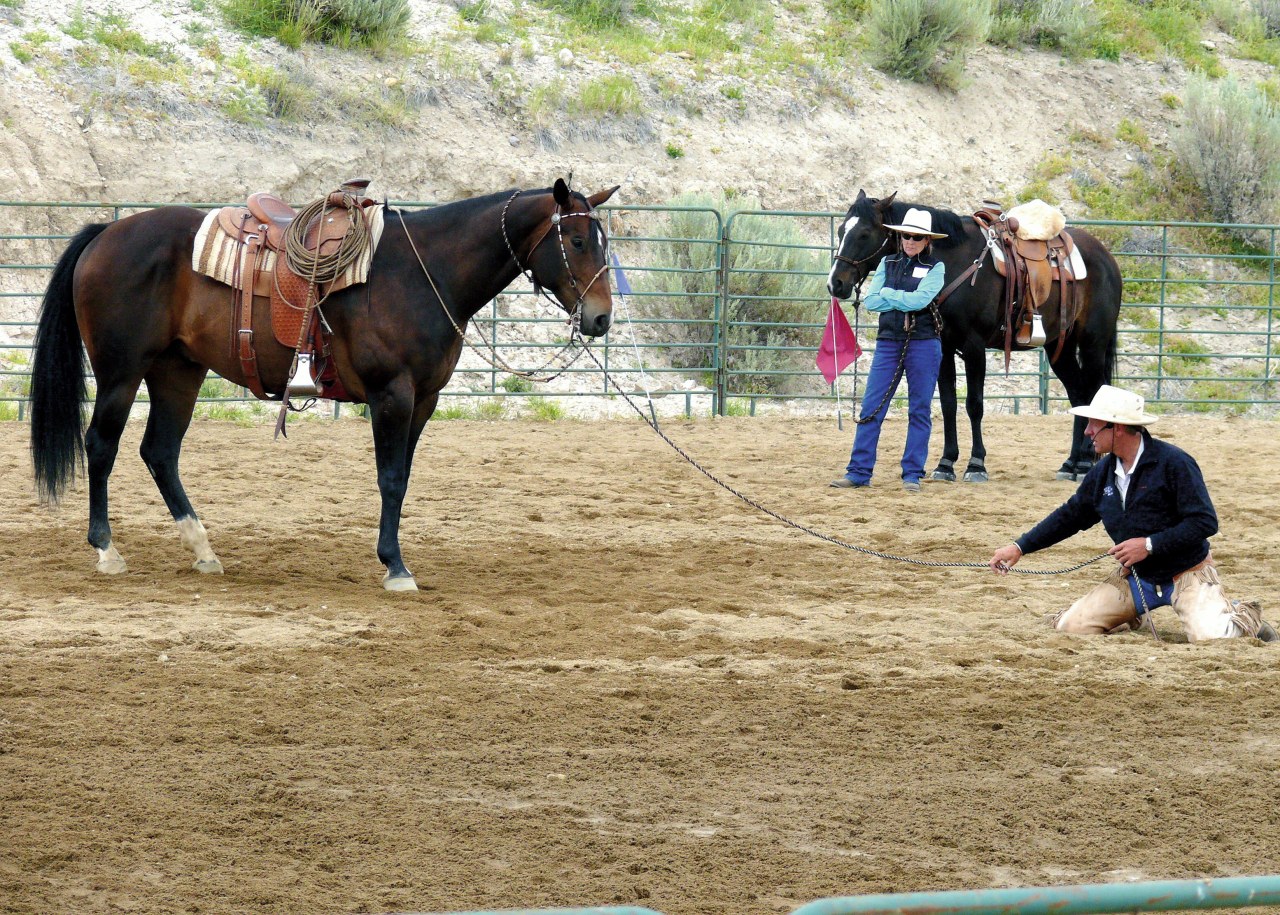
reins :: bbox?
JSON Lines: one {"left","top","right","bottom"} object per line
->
{"left": 395, "top": 204, "right": 586, "bottom": 383}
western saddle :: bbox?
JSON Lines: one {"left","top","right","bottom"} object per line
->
{"left": 937, "top": 200, "right": 1084, "bottom": 370}
{"left": 214, "top": 177, "right": 379, "bottom": 404}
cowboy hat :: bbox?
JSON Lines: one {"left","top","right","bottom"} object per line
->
{"left": 883, "top": 207, "right": 947, "bottom": 239}
{"left": 1069, "top": 385, "right": 1159, "bottom": 426}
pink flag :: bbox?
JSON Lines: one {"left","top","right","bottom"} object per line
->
{"left": 815, "top": 298, "right": 862, "bottom": 384}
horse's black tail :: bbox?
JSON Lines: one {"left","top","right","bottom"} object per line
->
{"left": 30, "top": 223, "right": 108, "bottom": 503}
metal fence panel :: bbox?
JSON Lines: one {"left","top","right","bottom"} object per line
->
{"left": 1, "top": 202, "right": 1277, "bottom": 420}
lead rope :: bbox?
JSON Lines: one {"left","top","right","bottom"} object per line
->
{"left": 578, "top": 344, "right": 1106, "bottom": 575}
{"left": 1130, "top": 567, "right": 1163, "bottom": 642}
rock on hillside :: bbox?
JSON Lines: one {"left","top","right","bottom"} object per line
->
{"left": 0, "top": 0, "right": 1246, "bottom": 214}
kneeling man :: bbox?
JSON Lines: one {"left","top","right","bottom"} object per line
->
{"left": 989, "top": 385, "right": 1274, "bottom": 642}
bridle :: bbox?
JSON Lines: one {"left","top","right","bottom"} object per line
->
{"left": 501, "top": 189, "right": 610, "bottom": 330}
{"left": 832, "top": 225, "right": 890, "bottom": 295}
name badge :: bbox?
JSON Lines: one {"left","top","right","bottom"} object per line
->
{"left": 912, "top": 266, "right": 929, "bottom": 278}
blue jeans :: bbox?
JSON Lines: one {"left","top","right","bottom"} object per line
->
{"left": 844, "top": 336, "right": 942, "bottom": 484}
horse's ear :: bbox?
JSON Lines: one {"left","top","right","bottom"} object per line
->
{"left": 855, "top": 189, "right": 867, "bottom": 204}
{"left": 875, "top": 191, "right": 897, "bottom": 213}
{"left": 587, "top": 185, "right": 620, "bottom": 209}
{"left": 553, "top": 178, "right": 571, "bottom": 207}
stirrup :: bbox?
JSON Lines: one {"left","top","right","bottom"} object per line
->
{"left": 1016, "top": 313, "right": 1046, "bottom": 347}
{"left": 286, "top": 352, "right": 319, "bottom": 397}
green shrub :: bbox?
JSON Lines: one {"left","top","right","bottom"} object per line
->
{"left": 220, "top": 0, "right": 410, "bottom": 51}
{"left": 1257, "top": 0, "right": 1280, "bottom": 35}
{"left": 10, "top": 30, "right": 52, "bottom": 64}
{"left": 637, "top": 191, "right": 830, "bottom": 395}
{"left": 990, "top": 0, "right": 1095, "bottom": 53}
{"left": 537, "top": 0, "right": 652, "bottom": 30}
{"left": 1116, "top": 117, "right": 1150, "bottom": 150}
{"left": 1173, "top": 74, "right": 1280, "bottom": 228}
{"left": 501, "top": 375, "right": 534, "bottom": 393}
{"left": 524, "top": 397, "right": 566, "bottom": 421}
{"left": 93, "top": 11, "right": 169, "bottom": 55}
{"left": 573, "top": 74, "right": 644, "bottom": 116}
{"left": 226, "top": 52, "right": 311, "bottom": 119}
{"left": 866, "top": 0, "right": 991, "bottom": 89}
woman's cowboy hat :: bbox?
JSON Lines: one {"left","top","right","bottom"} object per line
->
{"left": 883, "top": 207, "right": 947, "bottom": 239}
{"left": 1069, "top": 385, "right": 1159, "bottom": 425}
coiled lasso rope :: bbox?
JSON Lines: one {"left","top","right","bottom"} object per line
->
{"left": 282, "top": 196, "right": 370, "bottom": 286}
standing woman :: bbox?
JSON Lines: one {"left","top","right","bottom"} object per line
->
{"left": 831, "top": 208, "right": 946, "bottom": 492}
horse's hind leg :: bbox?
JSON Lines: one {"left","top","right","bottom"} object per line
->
{"left": 140, "top": 354, "right": 223, "bottom": 573}
{"left": 85, "top": 375, "right": 144, "bottom": 573}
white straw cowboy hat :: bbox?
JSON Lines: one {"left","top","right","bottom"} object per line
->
{"left": 883, "top": 207, "right": 947, "bottom": 239}
{"left": 1069, "top": 385, "right": 1159, "bottom": 426}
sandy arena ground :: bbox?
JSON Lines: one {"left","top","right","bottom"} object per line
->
{"left": 2, "top": 411, "right": 1279, "bottom": 915}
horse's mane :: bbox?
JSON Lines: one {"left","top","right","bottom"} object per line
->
{"left": 883, "top": 200, "right": 967, "bottom": 250}
{"left": 401, "top": 185, "right": 590, "bottom": 227}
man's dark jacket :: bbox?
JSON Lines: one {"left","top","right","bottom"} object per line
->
{"left": 1014, "top": 431, "right": 1217, "bottom": 583}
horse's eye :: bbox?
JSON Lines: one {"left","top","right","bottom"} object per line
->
{"left": 571, "top": 236, "right": 585, "bottom": 252}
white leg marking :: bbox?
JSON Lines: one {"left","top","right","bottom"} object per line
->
{"left": 176, "top": 516, "right": 224, "bottom": 574}
{"left": 96, "top": 543, "right": 127, "bottom": 574}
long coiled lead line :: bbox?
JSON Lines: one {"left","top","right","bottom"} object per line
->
{"left": 578, "top": 344, "right": 1108, "bottom": 576}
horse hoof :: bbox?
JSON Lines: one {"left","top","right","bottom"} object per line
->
{"left": 932, "top": 470, "right": 956, "bottom": 482}
{"left": 963, "top": 471, "right": 989, "bottom": 483}
{"left": 96, "top": 544, "right": 127, "bottom": 574}
{"left": 383, "top": 573, "right": 418, "bottom": 592}
{"left": 1055, "top": 470, "right": 1077, "bottom": 482}
{"left": 193, "top": 558, "right": 224, "bottom": 575}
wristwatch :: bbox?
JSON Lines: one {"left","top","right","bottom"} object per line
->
{"left": 1144, "top": 537, "right": 1153, "bottom": 553}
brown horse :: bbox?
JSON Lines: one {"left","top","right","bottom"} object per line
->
{"left": 827, "top": 191, "right": 1122, "bottom": 482}
{"left": 30, "top": 178, "right": 618, "bottom": 590}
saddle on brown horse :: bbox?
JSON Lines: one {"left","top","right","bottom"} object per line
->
{"left": 210, "top": 177, "right": 380, "bottom": 401}
{"left": 973, "top": 201, "right": 1084, "bottom": 368}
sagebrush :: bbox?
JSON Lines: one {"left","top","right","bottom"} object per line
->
{"left": 636, "top": 191, "right": 829, "bottom": 395}
{"left": 1173, "top": 74, "right": 1280, "bottom": 228}
{"left": 865, "top": 0, "right": 991, "bottom": 89}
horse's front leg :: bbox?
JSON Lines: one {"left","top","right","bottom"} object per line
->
{"left": 368, "top": 381, "right": 427, "bottom": 592}
{"left": 932, "top": 351, "right": 960, "bottom": 481}
{"left": 961, "top": 344, "right": 989, "bottom": 482}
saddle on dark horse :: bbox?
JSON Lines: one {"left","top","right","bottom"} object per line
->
{"left": 938, "top": 199, "right": 1087, "bottom": 370}
{"left": 194, "top": 177, "right": 383, "bottom": 402}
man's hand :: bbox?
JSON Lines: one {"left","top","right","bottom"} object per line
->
{"left": 990, "top": 543, "right": 1022, "bottom": 575}
{"left": 1108, "top": 536, "right": 1151, "bottom": 569}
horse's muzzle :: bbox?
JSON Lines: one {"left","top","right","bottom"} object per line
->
{"left": 581, "top": 309, "right": 612, "bottom": 337}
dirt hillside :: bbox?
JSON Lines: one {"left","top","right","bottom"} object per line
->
{"left": 1, "top": 0, "right": 1269, "bottom": 212}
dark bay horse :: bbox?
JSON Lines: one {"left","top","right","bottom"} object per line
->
{"left": 827, "top": 190, "right": 1122, "bottom": 482}
{"left": 31, "top": 178, "right": 618, "bottom": 590}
